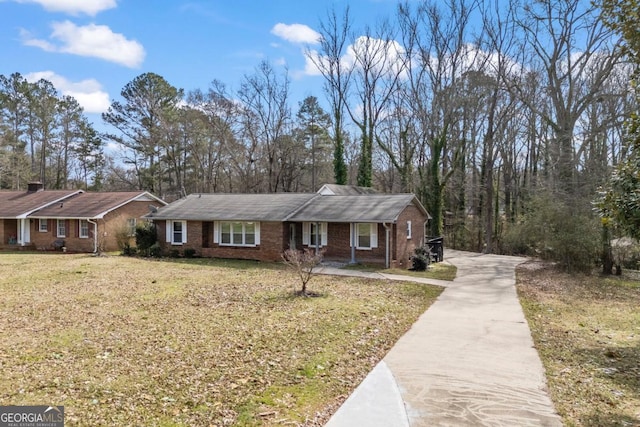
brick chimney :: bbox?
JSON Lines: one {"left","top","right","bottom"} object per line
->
{"left": 27, "top": 182, "right": 44, "bottom": 193}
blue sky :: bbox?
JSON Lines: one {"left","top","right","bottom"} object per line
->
{"left": 0, "top": 0, "right": 401, "bottom": 127}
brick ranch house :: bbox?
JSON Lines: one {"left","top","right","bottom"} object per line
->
{"left": 145, "top": 185, "right": 431, "bottom": 268}
{"left": 0, "top": 182, "right": 166, "bottom": 252}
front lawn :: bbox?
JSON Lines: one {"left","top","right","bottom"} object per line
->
{"left": 517, "top": 262, "right": 640, "bottom": 426}
{"left": 0, "top": 253, "right": 442, "bottom": 426}
{"left": 342, "top": 261, "right": 457, "bottom": 281}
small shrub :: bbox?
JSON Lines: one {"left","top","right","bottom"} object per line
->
{"left": 169, "top": 249, "right": 180, "bottom": 258}
{"left": 411, "top": 246, "right": 431, "bottom": 271}
{"left": 149, "top": 243, "right": 163, "bottom": 258}
{"left": 135, "top": 222, "right": 158, "bottom": 256}
{"left": 611, "top": 237, "right": 640, "bottom": 274}
{"left": 183, "top": 248, "right": 197, "bottom": 258}
{"left": 122, "top": 243, "right": 137, "bottom": 256}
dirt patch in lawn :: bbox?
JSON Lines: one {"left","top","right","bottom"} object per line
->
{"left": 517, "top": 261, "right": 640, "bottom": 426}
{"left": 0, "top": 254, "right": 442, "bottom": 426}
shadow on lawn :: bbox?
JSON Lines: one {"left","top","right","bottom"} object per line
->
{"left": 581, "top": 412, "right": 640, "bottom": 427}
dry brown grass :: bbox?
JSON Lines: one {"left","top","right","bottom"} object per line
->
{"left": 517, "top": 261, "right": 640, "bottom": 427}
{"left": 0, "top": 253, "right": 441, "bottom": 426}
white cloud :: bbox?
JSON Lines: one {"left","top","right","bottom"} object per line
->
{"left": 11, "top": 0, "right": 116, "bottom": 16}
{"left": 25, "top": 71, "right": 110, "bottom": 113}
{"left": 21, "top": 20, "right": 145, "bottom": 68}
{"left": 271, "top": 23, "right": 321, "bottom": 45}
{"left": 303, "top": 49, "right": 324, "bottom": 77}
{"left": 304, "top": 36, "right": 407, "bottom": 78}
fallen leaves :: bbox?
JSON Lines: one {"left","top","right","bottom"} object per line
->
{"left": 0, "top": 254, "right": 442, "bottom": 426}
{"left": 517, "top": 262, "right": 640, "bottom": 426}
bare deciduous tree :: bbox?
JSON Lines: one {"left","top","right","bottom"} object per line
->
{"left": 282, "top": 248, "right": 325, "bottom": 296}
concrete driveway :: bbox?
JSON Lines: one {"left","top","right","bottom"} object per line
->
{"left": 324, "top": 250, "right": 563, "bottom": 426}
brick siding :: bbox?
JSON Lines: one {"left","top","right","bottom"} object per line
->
{"left": 153, "top": 203, "right": 428, "bottom": 268}
{"left": 28, "top": 200, "right": 153, "bottom": 252}
{"left": 395, "top": 204, "right": 429, "bottom": 268}
{"left": 157, "top": 220, "right": 287, "bottom": 262}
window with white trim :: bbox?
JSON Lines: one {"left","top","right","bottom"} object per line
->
{"left": 39, "top": 219, "right": 48, "bottom": 232}
{"left": 127, "top": 218, "right": 137, "bottom": 237}
{"left": 352, "top": 223, "right": 378, "bottom": 250}
{"left": 302, "top": 222, "right": 327, "bottom": 247}
{"left": 218, "top": 221, "right": 259, "bottom": 247}
{"left": 166, "top": 220, "right": 187, "bottom": 245}
{"left": 79, "top": 220, "right": 89, "bottom": 238}
{"left": 57, "top": 219, "right": 66, "bottom": 238}
{"left": 407, "top": 220, "right": 412, "bottom": 239}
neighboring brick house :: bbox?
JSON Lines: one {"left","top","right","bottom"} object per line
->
{"left": 28, "top": 191, "right": 166, "bottom": 252}
{"left": 0, "top": 183, "right": 81, "bottom": 249}
{"left": 145, "top": 186, "right": 431, "bottom": 268}
{"left": 0, "top": 182, "right": 166, "bottom": 253}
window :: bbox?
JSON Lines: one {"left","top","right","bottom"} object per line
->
{"left": 302, "top": 222, "right": 327, "bottom": 247}
{"left": 173, "top": 221, "right": 183, "bottom": 244}
{"left": 407, "top": 220, "right": 412, "bottom": 239}
{"left": 358, "top": 223, "right": 371, "bottom": 248}
{"left": 39, "top": 219, "right": 48, "bottom": 232}
{"left": 218, "top": 221, "right": 258, "bottom": 247}
{"left": 245, "top": 222, "right": 256, "bottom": 245}
{"left": 57, "top": 219, "right": 66, "bottom": 238}
{"left": 127, "top": 218, "right": 137, "bottom": 237}
{"left": 353, "top": 223, "right": 378, "bottom": 250}
{"left": 79, "top": 220, "right": 89, "bottom": 238}
{"left": 221, "top": 222, "right": 231, "bottom": 244}
{"left": 166, "top": 220, "right": 187, "bottom": 245}
{"left": 310, "top": 223, "right": 320, "bottom": 246}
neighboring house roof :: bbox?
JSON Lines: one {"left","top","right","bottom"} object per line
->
{"left": 317, "top": 184, "right": 380, "bottom": 195}
{"left": 145, "top": 193, "right": 318, "bottom": 221}
{"left": 147, "top": 191, "right": 429, "bottom": 224}
{"left": 287, "top": 194, "right": 429, "bottom": 223}
{"left": 28, "top": 191, "right": 166, "bottom": 219}
{"left": 0, "top": 190, "right": 82, "bottom": 218}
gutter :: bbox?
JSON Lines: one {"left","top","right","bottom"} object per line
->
{"left": 87, "top": 219, "right": 98, "bottom": 254}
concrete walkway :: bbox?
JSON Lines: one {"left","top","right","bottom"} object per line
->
{"left": 323, "top": 250, "right": 563, "bottom": 427}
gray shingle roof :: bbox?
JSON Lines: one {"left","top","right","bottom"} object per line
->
{"left": 147, "top": 192, "right": 428, "bottom": 223}
{"left": 145, "top": 193, "right": 317, "bottom": 221}
{"left": 287, "top": 194, "right": 426, "bottom": 222}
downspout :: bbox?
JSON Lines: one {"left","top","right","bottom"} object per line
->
{"left": 423, "top": 220, "right": 429, "bottom": 247}
{"left": 87, "top": 219, "right": 98, "bottom": 254}
{"left": 383, "top": 222, "right": 392, "bottom": 269}
{"left": 350, "top": 223, "right": 356, "bottom": 264}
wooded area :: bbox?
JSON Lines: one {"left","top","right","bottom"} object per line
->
{"left": 1, "top": 0, "right": 638, "bottom": 270}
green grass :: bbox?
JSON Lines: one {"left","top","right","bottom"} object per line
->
{"left": 342, "top": 261, "right": 457, "bottom": 281}
{"left": 0, "top": 253, "right": 442, "bottom": 426}
{"left": 517, "top": 263, "right": 640, "bottom": 426}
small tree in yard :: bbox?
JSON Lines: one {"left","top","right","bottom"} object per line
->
{"left": 282, "top": 248, "right": 324, "bottom": 296}
{"left": 113, "top": 217, "right": 134, "bottom": 255}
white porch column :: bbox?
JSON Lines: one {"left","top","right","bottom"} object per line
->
{"left": 18, "top": 218, "right": 30, "bottom": 246}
